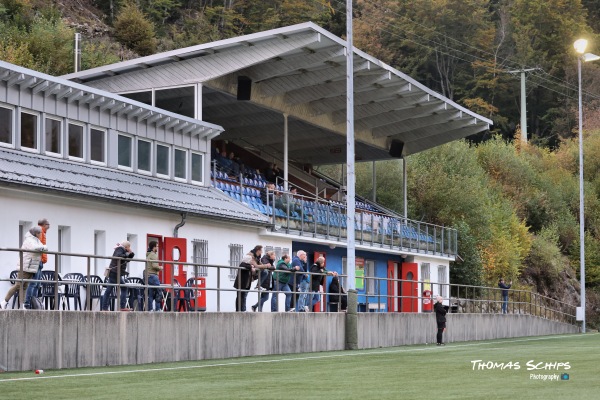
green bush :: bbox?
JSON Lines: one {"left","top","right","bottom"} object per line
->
{"left": 113, "top": 2, "right": 156, "bottom": 56}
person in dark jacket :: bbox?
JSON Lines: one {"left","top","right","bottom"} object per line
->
{"left": 271, "top": 254, "right": 299, "bottom": 312}
{"left": 308, "top": 256, "right": 337, "bottom": 311}
{"left": 101, "top": 241, "right": 135, "bottom": 311}
{"left": 498, "top": 278, "right": 512, "bottom": 314}
{"left": 251, "top": 250, "right": 276, "bottom": 312}
{"left": 434, "top": 295, "right": 447, "bottom": 345}
{"left": 234, "top": 245, "right": 270, "bottom": 312}
{"left": 328, "top": 275, "right": 347, "bottom": 311}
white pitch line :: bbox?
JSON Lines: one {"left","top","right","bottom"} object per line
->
{"left": 0, "top": 333, "right": 593, "bottom": 383}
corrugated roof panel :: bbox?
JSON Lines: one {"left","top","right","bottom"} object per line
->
{"left": 0, "top": 150, "right": 269, "bottom": 225}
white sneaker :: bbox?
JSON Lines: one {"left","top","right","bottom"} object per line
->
{"left": 0, "top": 300, "right": 7, "bottom": 310}
{"left": 21, "top": 304, "right": 28, "bottom": 310}
{"left": 304, "top": 306, "right": 310, "bottom": 312}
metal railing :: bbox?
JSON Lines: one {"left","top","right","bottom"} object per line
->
{"left": 0, "top": 248, "right": 577, "bottom": 326}
{"left": 262, "top": 189, "right": 457, "bottom": 258}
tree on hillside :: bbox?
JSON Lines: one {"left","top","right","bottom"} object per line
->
{"left": 113, "top": 2, "right": 157, "bottom": 56}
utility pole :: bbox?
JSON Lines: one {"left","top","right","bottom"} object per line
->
{"left": 507, "top": 68, "right": 538, "bottom": 143}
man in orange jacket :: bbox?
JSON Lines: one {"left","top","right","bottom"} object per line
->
{"left": 24, "top": 218, "right": 50, "bottom": 309}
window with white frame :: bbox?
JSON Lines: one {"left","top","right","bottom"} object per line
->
{"left": 438, "top": 265, "right": 447, "bottom": 297}
{"left": 137, "top": 139, "right": 152, "bottom": 173}
{"left": 18, "top": 221, "right": 32, "bottom": 247}
{"left": 0, "top": 106, "right": 13, "bottom": 145}
{"left": 174, "top": 148, "right": 187, "bottom": 180}
{"left": 94, "top": 230, "right": 105, "bottom": 276}
{"left": 90, "top": 128, "right": 106, "bottom": 163}
{"left": 229, "top": 243, "right": 244, "bottom": 281}
{"left": 156, "top": 144, "right": 170, "bottom": 176}
{"left": 57, "top": 225, "right": 71, "bottom": 273}
{"left": 44, "top": 117, "right": 61, "bottom": 155}
{"left": 192, "top": 239, "right": 209, "bottom": 277}
{"left": 20, "top": 112, "right": 38, "bottom": 150}
{"left": 191, "top": 152, "right": 204, "bottom": 184}
{"left": 365, "top": 259, "right": 375, "bottom": 295}
{"left": 68, "top": 123, "right": 84, "bottom": 159}
{"left": 118, "top": 134, "right": 133, "bottom": 168}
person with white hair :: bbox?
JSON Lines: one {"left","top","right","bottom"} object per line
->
{"left": 23, "top": 218, "right": 50, "bottom": 309}
{"left": 1, "top": 226, "right": 47, "bottom": 309}
{"left": 291, "top": 250, "right": 309, "bottom": 312}
{"left": 101, "top": 241, "right": 135, "bottom": 311}
{"left": 434, "top": 295, "right": 447, "bottom": 346}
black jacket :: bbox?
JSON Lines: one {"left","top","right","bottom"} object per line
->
{"left": 434, "top": 302, "right": 447, "bottom": 324}
{"left": 498, "top": 282, "right": 511, "bottom": 297}
{"left": 257, "top": 254, "right": 275, "bottom": 290}
{"left": 233, "top": 251, "right": 260, "bottom": 290}
{"left": 108, "top": 246, "right": 134, "bottom": 278}
{"left": 310, "top": 262, "right": 326, "bottom": 292}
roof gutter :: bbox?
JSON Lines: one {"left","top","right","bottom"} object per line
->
{"left": 173, "top": 212, "right": 187, "bottom": 238}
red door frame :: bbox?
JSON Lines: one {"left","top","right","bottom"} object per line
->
{"left": 387, "top": 261, "right": 400, "bottom": 312}
{"left": 401, "top": 262, "right": 419, "bottom": 313}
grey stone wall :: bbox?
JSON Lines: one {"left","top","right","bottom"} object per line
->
{"left": 357, "top": 313, "right": 579, "bottom": 348}
{"left": 0, "top": 311, "right": 578, "bottom": 372}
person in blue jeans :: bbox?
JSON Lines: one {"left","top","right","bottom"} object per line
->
{"left": 101, "top": 241, "right": 135, "bottom": 311}
{"left": 146, "top": 241, "right": 163, "bottom": 311}
{"left": 252, "top": 250, "right": 276, "bottom": 312}
{"left": 309, "top": 256, "right": 337, "bottom": 311}
{"left": 291, "top": 250, "right": 309, "bottom": 312}
{"left": 271, "top": 254, "right": 299, "bottom": 312}
{"left": 24, "top": 219, "right": 50, "bottom": 309}
{"left": 498, "top": 278, "right": 512, "bottom": 314}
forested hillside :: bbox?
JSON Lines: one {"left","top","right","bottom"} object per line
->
{"left": 1, "top": 0, "right": 599, "bottom": 326}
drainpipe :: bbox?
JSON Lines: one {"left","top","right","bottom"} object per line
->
{"left": 173, "top": 212, "right": 187, "bottom": 238}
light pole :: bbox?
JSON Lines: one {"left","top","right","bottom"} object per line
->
{"left": 573, "top": 38, "right": 600, "bottom": 333}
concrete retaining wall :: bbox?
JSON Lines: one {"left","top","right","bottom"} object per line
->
{"left": 0, "top": 311, "right": 578, "bottom": 372}
{"left": 357, "top": 314, "right": 579, "bottom": 348}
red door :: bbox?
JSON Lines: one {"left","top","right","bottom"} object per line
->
{"left": 312, "top": 251, "right": 326, "bottom": 312}
{"left": 161, "top": 237, "right": 187, "bottom": 286}
{"left": 401, "top": 262, "right": 418, "bottom": 313}
{"left": 387, "top": 261, "right": 400, "bottom": 312}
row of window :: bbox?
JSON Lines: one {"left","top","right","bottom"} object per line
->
{"left": 117, "top": 133, "right": 204, "bottom": 183}
{"left": 0, "top": 105, "right": 204, "bottom": 184}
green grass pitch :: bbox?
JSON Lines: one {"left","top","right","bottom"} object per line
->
{"left": 0, "top": 333, "right": 597, "bottom": 400}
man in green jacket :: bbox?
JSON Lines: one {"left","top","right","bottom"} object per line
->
{"left": 271, "top": 254, "right": 299, "bottom": 312}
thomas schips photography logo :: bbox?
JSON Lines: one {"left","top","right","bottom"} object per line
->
{"left": 470, "top": 360, "right": 572, "bottom": 381}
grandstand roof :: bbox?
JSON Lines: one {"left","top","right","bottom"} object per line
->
{"left": 0, "top": 149, "right": 269, "bottom": 225}
{"left": 63, "top": 22, "right": 492, "bottom": 165}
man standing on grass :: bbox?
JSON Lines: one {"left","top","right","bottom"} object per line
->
{"left": 434, "top": 295, "right": 447, "bottom": 346}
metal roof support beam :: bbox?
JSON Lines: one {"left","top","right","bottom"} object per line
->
{"left": 44, "top": 83, "right": 62, "bottom": 97}
{"left": 32, "top": 81, "right": 50, "bottom": 94}
{"left": 7, "top": 73, "right": 26, "bottom": 87}
{"left": 156, "top": 116, "right": 170, "bottom": 127}
{"left": 368, "top": 102, "right": 447, "bottom": 137}
{"left": 99, "top": 99, "right": 116, "bottom": 112}
{"left": 67, "top": 90, "right": 85, "bottom": 103}
{"left": 0, "top": 70, "right": 10, "bottom": 80}
{"left": 110, "top": 102, "right": 127, "bottom": 114}
{"left": 137, "top": 110, "right": 152, "bottom": 121}
{"left": 399, "top": 117, "right": 477, "bottom": 142}
{"left": 257, "top": 60, "right": 371, "bottom": 97}
{"left": 182, "top": 122, "right": 195, "bottom": 134}
{"left": 90, "top": 96, "right": 106, "bottom": 108}
{"left": 56, "top": 87, "right": 73, "bottom": 100}
{"left": 21, "top": 77, "right": 38, "bottom": 88}
{"left": 404, "top": 123, "right": 487, "bottom": 154}
{"left": 166, "top": 118, "right": 181, "bottom": 130}
{"left": 81, "top": 93, "right": 96, "bottom": 103}
{"left": 392, "top": 110, "right": 462, "bottom": 135}
{"left": 335, "top": 93, "right": 430, "bottom": 125}
{"left": 240, "top": 46, "right": 345, "bottom": 82}
{"left": 117, "top": 104, "right": 133, "bottom": 116}
{"left": 206, "top": 129, "right": 220, "bottom": 140}
{"left": 148, "top": 113, "right": 162, "bottom": 124}
{"left": 284, "top": 72, "right": 392, "bottom": 106}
